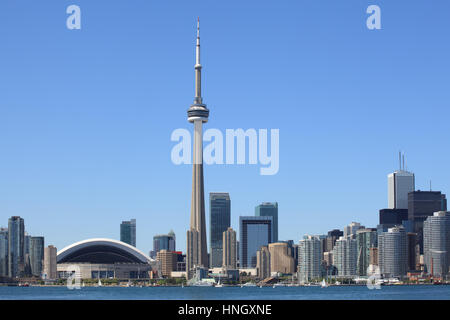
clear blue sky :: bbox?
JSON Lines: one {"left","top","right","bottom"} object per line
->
{"left": 1, "top": 1, "right": 449, "bottom": 254}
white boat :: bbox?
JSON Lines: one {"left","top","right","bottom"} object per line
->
{"left": 191, "top": 280, "right": 214, "bottom": 287}
{"left": 321, "top": 279, "right": 328, "bottom": 288}
{"left": 242, "top": 282, "right": 257, "bottom": 287}
{"left": 97, "top": 278, "right": 102, "bottom": 287}
{"left": 215, "top": 280, "right": 223, "bottom": 288}
{"left": 273, "top": 282, "right": 287, "bottom": 287}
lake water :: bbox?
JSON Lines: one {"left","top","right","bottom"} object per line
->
{"left": 0, "top": 285, "right": 449, "bottom": 300}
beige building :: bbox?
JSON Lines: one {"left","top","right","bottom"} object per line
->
{"left": 44, "top": 245, "right": 57, "bottom": 280}
{"left": 268, "top": 242, "right": 295, "bottom": 274}
{"left": 156, "top": 250, "right": 177, "bottom": 278}
{"left": 256, "top": 246, "right": 271, "bottom": 279}
{"left": 222, "top": 227, "right": 237, "bottom": 269}
{"left": 369, "top": 247, "right": 378, "bottom": 266}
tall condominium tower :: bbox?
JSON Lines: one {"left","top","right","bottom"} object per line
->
{"left": 43, "top": 245, "right": 57, "bottom": 280}
{"left": 239, "top": 216, "right": 273, "bottom": 268}
{"left": 120, "top": 219, "right": 136, "bottom": 247}
{"left": 423, "top": 211, "right": 450, "bottom": 277}
{"left": 29, "top": 236, "right": 44, "bottom": 278}
{"left": 222, "top": 227, "right": 237, "bottom": 269}
{"left": 209, "top": 193, "right": 231, "bottom": 268}
{"left": 378, "top": 226, "right": 408, "bottom": 278}
{"left": 0, "top": 228, "right": 8, "bottom": 277}
{"left": 343, "top": 222, "right": 364, "bottom": 239}
{"left": 356, "top": 228, "right": 377, "bottom": 276}
{"left": 332, "top": 236, "right": 357, "bottom": 277}
{"left": 388, "top": 153, "right": 415, "bottom": 209}
{"left": 186, "top": 18, "right": 210, "bottom": 278}
{"left": 298, "top": 235, "right": 322, "bottom": 283}
{"left": 8, "top": 216, "right": 25, "bottom": 278}
{"left": 255, "top": 202, "right": 278, "bottom": 242}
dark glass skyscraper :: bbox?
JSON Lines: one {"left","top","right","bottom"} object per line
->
{"left": 30, "top": 236, "right": 44, "bottom": 277}
{"left": 255, "top": 202, "right": 278, "bottom": 242}
{"left": 0, "top": 228, "right": 8, "bottom": 277}
{"left": 408, "top": 191, "right": 447, "bottom": 253}
{"left": 8, "top": 216, "right": 24, "bottom": 278}
{"left": 239, "top": 216, "right": 273, "bottom": 268}
{"left": 151, "top": 231, "right": 176, "bottom": 259}
{"left": 120, "top": 219, "right": 136, "bottom": 247}
{"left": 209, "top": 193, "right": 231, "bottom": 268}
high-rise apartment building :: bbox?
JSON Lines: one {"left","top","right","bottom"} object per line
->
{"left": 0, "top": 228, "right": 8, "bottom": 277}
{"left": 209, "top": 193, "right": 231, "bottom": 268}
{"left": 423, "top": 211, "right": 450, "bottom": 277}
{"left": 222, "top": 227, "right": 237, "bottom": 269}
{"left": 255, "top": 202, "right": 278, "bottom": 242}
{"left": 356, "top": 228, "right": 377, "bottom": 276}
{"left": 378, "top": 226, "right": 408, "bottom": 278}
{"left": 29, "top": 236, "right": 44, "bottom": 278}
{"left": 43, "top": 245, "right": 57, "bottom": 280}
{"left": 120, "top": 219, "right": 136, "bottom": 247}
{"left": 256, "top": 246, "right": 271, "bottom": 279}
{"left": 343, "top": 222, "right": 364, "bottom": 239}
{"left": 239, "top": 216, "right": 273, "bottom": 268}
{"left": 8, "top": 216, "right": 25, "bottom": 278}
{"left": 298, "top": 235, "right": 322, "bottom": 282}
{"left": 332, "top": 236, "right": 357, "bottom": 277}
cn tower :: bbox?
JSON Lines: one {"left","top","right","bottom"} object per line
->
{"left": 186, "top": 18, "right": 209, "bottom": 277}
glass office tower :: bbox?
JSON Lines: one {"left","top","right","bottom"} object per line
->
{"left": 120, "top": 219, "right": 136, "bottom": 247}
{"left": 239, "top": 216, "right": 273, "bottom": 268}
{"left": 255, "top": 202, "right": 278, "bottom": 242}
{"left": 209, "top": 193, "right": 231, "bottom": 267}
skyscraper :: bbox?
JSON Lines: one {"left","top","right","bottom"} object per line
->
{"left": 8, "top": 216, "right": 24, "bottom": 278}
{"left": 423, "top": 211, "right": 450, "bottom": 277}
{"left": 29, "top": 236, "right": 44, "bottom": 278}
{"left": 209, "top": 193, "right": 231, "bottom": 268}
{"left": 222, "top": 227, "right": 237, "bottom": 269}
{"left": 343, "top": 222, "right": 364, "bottom": 239}
{"left": 43, "top": 245, "right": 57, "bottom": 280}
{"left": 151, "top": 232, "right": 176, "bottom": 258}
{"left": 239, "top": 216, "right": 273, "bottom": 268}
{"left": 408, "top": 190, "right": 447, "bottom": 253}
{"left": 0, "top": 228, "right": 8, "bottom": 277}
{"left": 356, "top": 228, "right": 377, "bottom": 276}
{"left": 255, "top": 202, "right": 278, "bottom": 242}
{"left": 298, "top": 235, "right": 322, "bottom": 282}
{"left": 388, "top": 154, "right": 415, "bottom": 209}
{"left": 186, "top": 18, "right": 209, "bottom": 278}
{"left": 256, "top": 246, "right": 270, "bottom": 279}
{"left": 268, "top": 242, "right": 295, "bottom": 274}
{"left": 332, "top": 236, "right": 357, "bottom": 277}
{"left": 378, "top": 226, "right": 408, "bottom": 278}
{"left": 120, "top": 219, "right": 136, "bottom": 247}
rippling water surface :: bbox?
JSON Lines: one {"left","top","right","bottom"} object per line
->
{"left": 0, "top": 285, "right": 449, "bottom": 300}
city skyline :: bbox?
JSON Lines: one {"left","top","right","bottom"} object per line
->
{"left": 1, "top": 1, "right": 450, "bottom": 255}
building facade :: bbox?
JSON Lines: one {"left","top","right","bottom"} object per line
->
{"left": 239, "top": 216, "right": 273, "bottom": 268}
{"left": 156, "top": 250, "right": 177, "bottom": 278}
{"left": 332, "top": 237, "right": 357, "bottom": 277}
{"left": 8, "top": 216, "right": 25, "bottom": 278}
{"left": 298, "top": 235, "right": 322, "bottom": 282}
{"left": 209, "top": 193, "right": 231, "bottom": 268}
{"left": 151, "top": 232, "right": 176, "bottom": 259}
{"left": 268, "top": 242, "right": 295, "bottom": 274}
{"left": 256, "top": 245, "right": 270, "bottom": 279}
{"left": 388, "top": 169, "right": 415, "bottom": 209}
{"left": 30, "top": 236, "right": 44, "bottom": 278}
{"left": 222, "top": 227, "right": 237, "bottom": 269}
{"left": 44, "top": 245, "right": 57, "bottom": 280}
{"left": 423, "top": 211, "right": 450, "bottom": 277}
{"left": 120, "top": 219, "right": 136, "bottom": 247}
{"left": 255, "top": 202, "right": 278, "bottom": 242}
{"left": 356, "top": 228, "right": 377, "bottom": 276}
{"left": 378, "top": 226, "right": 408, "bottom": 278}
{"left": 0, "top": 228, "right": 7, "bottom": 277}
